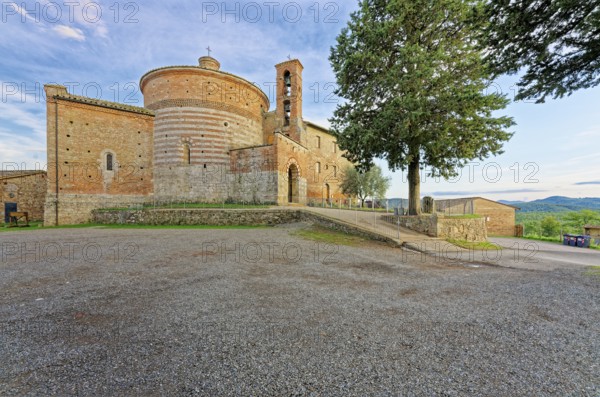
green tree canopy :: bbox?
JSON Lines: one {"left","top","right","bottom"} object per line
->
{"left": 563, "top": 209, "right": 600, "bottom": 229}
{"left": 483, "top": 0, "right": 600, "bottom": 103}
{"left": 330, "top": 0, "right": 515, "bottom": 214}
{"left": 541, "top": 216, "right": 561, "bottom": 237}
{"left": 341, "top": 165, "right": 391, "bottom": 207}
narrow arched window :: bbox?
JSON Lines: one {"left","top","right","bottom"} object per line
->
{"left": 284, "top": 100, "right": 291, "bottom": 126}
{"left": 183, "top": 143, "right": 191, "bottom": 165}
{"left": 106, "top": 153, "right": 113, "bottom": 171}
{"left": 284, "top": 71, "right": 291, "bottom": 96}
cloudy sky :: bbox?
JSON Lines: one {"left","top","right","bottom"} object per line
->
{"left": 1, "top": 0, "right": 599, "bottom": 202}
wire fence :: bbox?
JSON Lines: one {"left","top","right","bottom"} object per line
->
{"left": 304, "top": 204, "right": 406, "bottom": 240}
{"left": 432, "top": 199, "right": 475, "bottom": 216}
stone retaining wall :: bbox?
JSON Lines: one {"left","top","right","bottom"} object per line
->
{"left": 437, "top": 216, "right": 487, "bottom": 242}
{"left": 92, "top": 208, "right": 303, "bottom": 226}
{"left": 382, "top": 214, "right": 487, "bottom": 242}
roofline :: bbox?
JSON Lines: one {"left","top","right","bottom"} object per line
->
{"left": 54, "top": 94, "right": 155, "bottom": 116}
{"left": 305, "top": 120, "right": 335, "bottom": 136}
{"left": 435, "top": 196, "right": 521, "bottom": 210}
{"left": 0, "top": 170, "right": 47, "bottom": 181}
{"left": 139, "top": 65, "right": 270, "bottom": 107}
{"left": 229, "top": 144, "right": 273, "bottom": 152}
{"left": 274, "top": 132, "right": 309, "bottom": 151}
{"left": 274, "top": 58, "right": 304, "bottom": 69}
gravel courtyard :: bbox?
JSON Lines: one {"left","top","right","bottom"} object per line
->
{"left": 1, "top": 224, "right": 599, "bottom": 396}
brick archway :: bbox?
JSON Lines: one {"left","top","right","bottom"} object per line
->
{"left": 288, "top": 163, "right": 299, "bottom": 203}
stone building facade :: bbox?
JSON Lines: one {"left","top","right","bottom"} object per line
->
{"left": 44, "top": 56, "right": 352, "bottom": 225}
{"left": 1, "top": 171, "right": 47, "bottom": 223}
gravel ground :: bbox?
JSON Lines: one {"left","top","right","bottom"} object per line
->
{"left": 0, "top": 223, "right": 599, "bottom": 396}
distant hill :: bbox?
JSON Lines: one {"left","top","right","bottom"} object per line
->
{"left": 499, "top": 196, "right": 600, "bottom": 212}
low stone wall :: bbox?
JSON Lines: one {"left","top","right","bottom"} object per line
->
{"left": 382, "top": 214, "right": 487, "bottom": 242}
{"left": 91, "top": 208, "right": 401, "bottom": 246}
{"left": 395, "top": 215, "right": 435, "bottom": 236}
{"left": 436, "top": 216, "right": 487, "bottom": 242}
{"left": 92, "top": 208, "right": 303, "bottom": 226}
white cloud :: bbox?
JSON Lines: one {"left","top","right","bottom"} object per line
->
{"left": 52, "top": 25, "right": 86, "bottom": 41}
{"left": 0, "top": 81, "right": 47, "bottom": 168}
{"left": 575, "top": 127, "right": 600, "bottom": 138}
{"left": 0, "top": 128, "right": 46, "bottom": 169}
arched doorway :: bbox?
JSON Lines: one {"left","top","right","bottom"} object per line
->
{"left": 288, "top": 164, "right": 299, "bottom": 203}
{"left": 325, "top": 183, "right": 331, "bottom": 205}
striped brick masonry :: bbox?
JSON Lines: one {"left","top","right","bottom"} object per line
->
{"left": 43, "top": 55, "right": 353, "bottom": 225}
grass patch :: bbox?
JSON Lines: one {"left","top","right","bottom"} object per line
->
{"left": 445, "top": 214, "right": 483, "bottom": 219}
{"left": 521, "top": 235, "right": 562, "bottom": 244}
{"left": 585, "top": 266, "right": 600, "bottom": 278}
{"left": 0, "top": 221, "right": 43, "bottom": 231}
{"left": 1, "top": 223, "right": 267, "bottom": 232}
{"left": 292, "top": 225, "right": 368, "bottom": 247}
{"left": 447, "top": 239, "right": 502, "bottom": 250}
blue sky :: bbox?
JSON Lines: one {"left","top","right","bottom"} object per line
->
{"left": 1, "top": 0, "right": 599, "bottom": 202}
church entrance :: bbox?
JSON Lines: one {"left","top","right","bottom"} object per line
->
{"left": 288, "top": 164, "right": 299, "bottom": 203}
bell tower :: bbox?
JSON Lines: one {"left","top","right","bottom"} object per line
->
{"left": 275, "top": 59, "right": 304, "bottom": 143}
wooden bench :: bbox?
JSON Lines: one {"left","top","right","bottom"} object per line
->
{"left": 8, "top": 212, "right": 29, "bottom": 227}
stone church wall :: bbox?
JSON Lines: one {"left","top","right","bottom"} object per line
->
{"left": 44, "top": 85, "right": 155, "bottom": 226}
{"left": 229, "top": 145, "right": 278, "bottom": 204}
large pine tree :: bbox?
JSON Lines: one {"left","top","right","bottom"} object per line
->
{"left": 483, "top": 0, "right": 600, "bottom": 102}
{"left": 329, "top": 0, "right": 515, "bottom": 215}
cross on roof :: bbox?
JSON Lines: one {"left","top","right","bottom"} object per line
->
{"left": 287, "top": 54, "right": 291, "bottom": 60}
{"left": 207, "top": 46, "right": 212, "bottom": 57}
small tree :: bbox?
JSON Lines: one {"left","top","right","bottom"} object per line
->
{"left": 540, "top": 216, "right": 561, "bottom": 237}
{"left": 341, "top": 165, "right": 390, "bottom": 207}
{"left": 364, "top": 165, "right": 391, "bottom": 207}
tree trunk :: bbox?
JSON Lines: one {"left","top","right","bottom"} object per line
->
{"left": 408, "top": 155, "right": 421, "bottom": 216}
